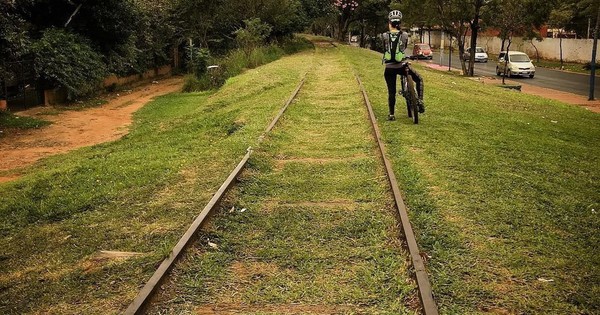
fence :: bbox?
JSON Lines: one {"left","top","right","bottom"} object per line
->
{"left": 1, "top": 60, "right": 44, "bottom": 110}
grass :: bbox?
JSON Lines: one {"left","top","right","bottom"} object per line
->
{"left": 532, "top": 59, "right": 597, "bottom": 75}
{"left": 343, "top": 45, "right": 600, "bottom": 314}
{"left": 183, "top": 36, "right": 314, "bottom": 92}
{"left": 0, "top": 50, "right": 313, "bottom": 314}
{"left": 0, "top": 111, "right": 51, "bottom": 137}
{"left": 0, "top": 111, "right": 51, "bottom": 129}
{"left": 150, "top": 44, "right": 416, "bottom": 314}
{"left": 2, "top": 37, "right": 599, "bottom": 315}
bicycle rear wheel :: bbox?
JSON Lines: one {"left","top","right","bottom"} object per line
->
{"left": 406, "top": 76, "right": 419, "bottom": 124}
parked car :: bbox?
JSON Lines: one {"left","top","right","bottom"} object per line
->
{"left": 496, "top": 51, "right": 535, "bottom": 78}
{"left": 463, "top": 47, "right": 488, "bottom": 62}
{"left": 411, "top": 43, "right": 433, "bottom": 60}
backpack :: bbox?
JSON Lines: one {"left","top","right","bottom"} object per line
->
{"left": 383, "top": 32, "right": 405, "bottom": 63}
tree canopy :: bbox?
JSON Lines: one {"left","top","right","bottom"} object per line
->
{"left": 1, "top": 0, "right": 592, "bottom": 96}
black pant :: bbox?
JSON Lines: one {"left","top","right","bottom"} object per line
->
{"left": 384, "top": 66, "right": 423, "bottom": 115}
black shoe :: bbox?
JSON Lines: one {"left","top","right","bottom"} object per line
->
{"left": 388, "top": 114, "right": 396, "bottom": 121}
{"left": 418, "top": 99, "right": 425, "bottom": 113}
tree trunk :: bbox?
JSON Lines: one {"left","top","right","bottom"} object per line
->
{"left": 530, "top": 39, "right": 540, "bottom": 63}
{"left": 458, "top": 31, "right": 468, "bottom": 75}
{"left": 559, "top": 33, "right": 564, "bottom": 69}
{"left": 468, "top": 2, "right": 482, "bottom": 77}
{"left": 589, "top": 3, "right": 600, "bottom": 100}
{"left": 502, "top": 38, "right": 512, "bottom": 85}
{"left": 359, "top": 22, "right": 364, "bottom": 47}
{"left": 428, "top": 27, "right": 431, "bottom": 45}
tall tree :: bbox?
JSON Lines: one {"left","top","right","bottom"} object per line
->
{"left": 589, "top": 2, "right": 599, "bottom": 100}
{"left": 549, "top": 4, "right": 575, "bottom": 69}
{"left": 431, "top": 0, "right": 472, "bottom": 75}
{"left": 333, "top": 0, "right": 359, "bottom": 41}
{"left": 466, "top": 0, "right": 487, "bottom": 76}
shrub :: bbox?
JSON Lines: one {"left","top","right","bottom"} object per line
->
{"left": 185, "top": 42, "right": 210, "bottom": 78}
{"left": 182, "top": 35, "right": 312, "bottom": 93}
{"left": 234, "top": 18, "right": 273, "bottom": 53}
{"left": 32, "top": 28, "right": 106, "bottom": 99}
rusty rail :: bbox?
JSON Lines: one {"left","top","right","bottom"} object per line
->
{"left": 124, "top": 75, "right": 306, "bottom": 314}
{"left": 355, "top": 74, "right": 439, "bottom": 315}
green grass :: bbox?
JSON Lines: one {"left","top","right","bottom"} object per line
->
{"left": 533, "top": 59, "right": 597, "bottom": 75}
{"left": 183, "top": 36, "right": 314, "bottom": 92}
{"left": 0, "top": 111, "right": 51, "bottom": 134}
{"left": 343, "top": 45, "right": 600, "bottom": 314}
{"left": 150, "top": 44, "right": 416, "bottom": 314}
{"left": 0, "top": 50, "right": 313, "bottom": 314}
{"left": 2, "top": 37, "right": 599, "bottom": 315}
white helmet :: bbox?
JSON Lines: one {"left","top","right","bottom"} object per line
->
{"left": 388, "top": 10, "right": 402, "bottom": 22}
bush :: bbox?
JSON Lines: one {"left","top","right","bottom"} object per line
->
{"left": 234, "top": 18, "right": 273, "bottom": 53}
{"left": 32, "top": 28, "right": 106, "bottom": 99}
{"left": 182, "top": 35, "right": 313, "bottom": 93}
{"left": 280, "top": 36, "right": 314, "bottom": 54}
{"left": 185, "top": 42, "right": 210, "bottom": 78}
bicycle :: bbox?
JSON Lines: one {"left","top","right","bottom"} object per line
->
{"left": 399, "top": 61, "right": 419, "bottom": 124}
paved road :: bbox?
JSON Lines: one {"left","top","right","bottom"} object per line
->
{"left": 424, "top": 52, "right": 600, "bottom": 98}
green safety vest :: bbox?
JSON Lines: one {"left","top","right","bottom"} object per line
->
{"left": 384, "top": 32, "right": 405, "bottom": 63}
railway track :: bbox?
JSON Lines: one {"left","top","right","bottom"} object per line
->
{"left": 125, "top": 46, "right": 437, "bottom": 314}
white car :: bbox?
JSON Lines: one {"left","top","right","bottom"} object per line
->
{"left": 464, "top": 47, "right": 488, "bottom": 62}
{"left": 496, "top": 51, "right": 535, "bottom": 78}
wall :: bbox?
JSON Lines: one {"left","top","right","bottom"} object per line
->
{"left": 465, "top": 36, "right": 600, "bottom": 63}
{"left": 44, "top": 65, "right": 173, "bottom": 106}
{"left": 420, "top": 31, "right": 599, "bottom": 63}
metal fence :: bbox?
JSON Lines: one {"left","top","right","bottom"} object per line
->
{"left": 1, "top": 60, "right": 44, "bottom": 110}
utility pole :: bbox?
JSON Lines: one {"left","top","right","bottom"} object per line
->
{"left": 589, "top": 5, "right": 600, "bottom": 101}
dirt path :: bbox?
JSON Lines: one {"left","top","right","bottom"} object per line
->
{"left": 0, "top": 77, "right": 183, "bottom": 180}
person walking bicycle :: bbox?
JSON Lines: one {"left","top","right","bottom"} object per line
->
{"left": 382, "top": 10, "right": 425, "bottom": 121}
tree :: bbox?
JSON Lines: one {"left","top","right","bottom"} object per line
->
{"left": 488, "top": 0, "right": 553, "bottom": 81}
{"left": 32, "top": 28, "right": 106, "bottom": 98}
{"left": 333, "top": 0, "right": 359, "bottom": 41}
{"left": 352, "top": 0, "right": 388, "bottom": 48}
{"left": 234, "top": 18, "right": 273, "bottom": 53}
{"left": 431, "top": 0, "right": 473, "bottom": 75}
{"left": 549, "top": 4, "right": 575, "bottom": 69}
{"left": 567, "top": 0, "right": 599, "bottom": 38}
{"left": 589, "top": 3, "right": 599, "bottom": 100}
{"left": 133, "top": 0, "right": 178, "bottom": 73}
{"left": 523, "top": 30, "right": 543, "bottom": 63}
{"left": 466, "top": 0, "right": 489, "bottom": 76}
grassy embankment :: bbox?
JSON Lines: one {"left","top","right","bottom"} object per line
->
{"left": 0, "top": 46, "right": 313, "bottom": 313}
{"left": 183, "top": 37, "right": 313, "bottom": 92}
{"left": 345, "top": 45, "right": 599, "bottom": 314}
{"left": 1, "top": 36, "right": 598, "bottom": 315}
{"left": 150, "top": 40, "right": 417, "bottom": 314}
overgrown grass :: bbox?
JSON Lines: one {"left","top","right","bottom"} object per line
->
{"left": 183, "top": 35, "right": 313, "bottom": 92}
{"left": 0, "top": 111, "right": 51, "bottom": 137}
{"left": 151, "top": 45, "right": 416, "bottom": 314}
{"left": 344, "top": 45, "right": 600, "bottom": 314}
{"left": 0, "top": 50, "right": 313, "bottom": 314}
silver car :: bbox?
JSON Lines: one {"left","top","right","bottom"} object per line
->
{"left": 463, "top": 47, "right": 488, "bottom": 62}
{"left": 496, "top": 51, "right": 535, "bottom": 78}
